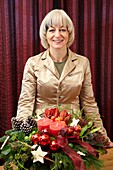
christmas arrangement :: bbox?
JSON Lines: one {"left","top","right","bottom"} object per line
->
{"left": 0, "top": 107, "right": 108, "bottom": 170}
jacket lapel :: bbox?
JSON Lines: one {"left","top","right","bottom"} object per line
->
{"left": 41, "top": 50, "right": 60, "bottom": 79}
{"left": 60, "top": 50, "right": 78, "bottom": 82}
{"left": 41, "top": 49, "right": 78, "bottom": 81}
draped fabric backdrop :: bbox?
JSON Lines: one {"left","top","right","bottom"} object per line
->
{"left": 0, "top": 0, "right": 113, "bottom": 140}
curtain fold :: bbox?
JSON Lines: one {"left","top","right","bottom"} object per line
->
{"left": 0, "top": 0, "right": 113, "bottom": 140}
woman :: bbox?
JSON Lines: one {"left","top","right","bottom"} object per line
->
{"left": 16, "top": 9, "right": 113, "bottom": 147}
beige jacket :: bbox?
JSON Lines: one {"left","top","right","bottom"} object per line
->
{"left": 17, "top": 49, "right": 109, "bottom": 139}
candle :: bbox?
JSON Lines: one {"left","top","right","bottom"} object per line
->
{"left": 49, "top": 121, "right": 66, "bottom": 136}
{"left": 37, "top": 118, "right": 53, "bottom": 132}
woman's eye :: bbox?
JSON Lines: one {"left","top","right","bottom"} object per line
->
{"left": 48, "top": 29, "right": 55, "bottom": 32}
{"left": 48, "top": 28, "right": 67, "bottom": 33}
{"left": 60, "top": 29, "right": 66, "bottom": 32}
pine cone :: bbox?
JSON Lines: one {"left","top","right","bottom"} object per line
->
{"left": 26, "top": 116, "right": 37, "bottom": 127}
{"left": 20, "top": 122, "right": 33, "bottom": 134}
{"left": 11, "top": 117, "right": 23, "bottom": 130}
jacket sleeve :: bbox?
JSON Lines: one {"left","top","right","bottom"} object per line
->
{"left": 80, "top": 58, "right": 111, "bottom": 141}
{"left": 16, "top": 57, "right": 37, "bottom": 120}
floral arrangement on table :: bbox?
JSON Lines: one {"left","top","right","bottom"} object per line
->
{"left": 0, "top": 107, "right": 108, "bottom": 170}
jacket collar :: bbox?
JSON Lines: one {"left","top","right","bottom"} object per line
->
{"left": 41, "top": 49, "right": 78, "bottom": 81}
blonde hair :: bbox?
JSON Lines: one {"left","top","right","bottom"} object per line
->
{"left": 39, "top": 9, "right": 75, "bottom": 49}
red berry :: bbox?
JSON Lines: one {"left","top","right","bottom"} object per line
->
{"left": 50, "top": 140, "right": 60, "bottom": 152}
{"left": 31, "top": 134, "right": 41, "bottom": 144}
{"left": 74, "top": 125, "right": 82, "bottom": 132}
{"left": 67, "top": 126, "right": 74, "bottom": 135}
{"left": 39, "top": 134, "right": 50, "bottom": 146}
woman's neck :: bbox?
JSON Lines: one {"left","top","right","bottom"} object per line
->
{"left": 49, "top": 48, "right": 68, "bottom": 62}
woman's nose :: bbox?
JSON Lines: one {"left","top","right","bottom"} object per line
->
{"left": 55, "top": 30, "right": 60, "bottom": 37}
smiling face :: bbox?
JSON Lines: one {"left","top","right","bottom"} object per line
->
{"left": 40, "top": 10, "right": 75, "bottom": 49}
{"left": 46, "top": 25, "right": 69, "bottom": 50}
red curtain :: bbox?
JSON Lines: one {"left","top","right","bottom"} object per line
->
{"left": 0, "top": 0, "right": 113, "bottom": 141}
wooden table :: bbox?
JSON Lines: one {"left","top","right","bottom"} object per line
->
{"left": 0, "top": 148, "right": 113, "bottom": 170}
{"left": 100, "top": 148, "right": 113, "bottom": 170}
